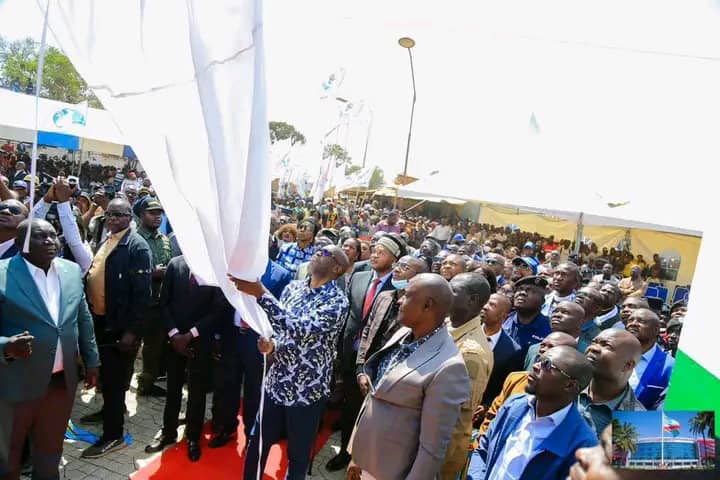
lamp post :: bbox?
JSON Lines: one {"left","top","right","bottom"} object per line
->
{"left": 395, "top": 36, "right": 416, "bottom": 209}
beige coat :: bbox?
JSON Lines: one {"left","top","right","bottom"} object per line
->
{"left": 441, "top": 316, "right": 494, "bottom": 479}
{"left": 349, "top": 325, "right": 470, "bottom": 480}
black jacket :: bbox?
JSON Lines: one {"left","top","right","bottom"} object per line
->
{"left": 159, "top": 255, "right": 233, "bottom": 336}
{"left": 339, "top": 270, "right": 395, "bottom": 374}
{"left": 90, "top": 229, "right": 152, "bottom": 336}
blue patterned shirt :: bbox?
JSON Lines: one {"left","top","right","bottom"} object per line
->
{"left": 258, "top": 279, "right": 349, "bottom": 406}
{"left": 373, "top": 324, "right": 443, "bottom": 387}
{"left": 276, "top": 242, "right": 315, "bottom": 274}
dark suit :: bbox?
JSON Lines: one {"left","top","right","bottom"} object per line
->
{"left": 215, "top": 260, "right": 292, "bottom": 438}
{"left": 481, "top": 330, "right": 523, "bottom": 408}
{"left": 338, "top": 270, "right": 394, "bottom": 452}
{"left": 159, "top": 256, "right": 232, "bottom": 441}
{"left": 88, "top": 229, "right": 152, "bottom": 442}
{"left": 0, "top": 246, "right": 18, "bottom": 261}
{"left": 0, "top": 255, "right": 100, "bottom": 479}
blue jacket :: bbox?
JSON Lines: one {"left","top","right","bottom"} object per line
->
{"left": 262, "top": 260, "right": 292, "bottom": 300}
{"left": 0, "top": 255, "right": 100, "bottom": 402}
{"left": 468, "top": 393, "right": 598, "bottom": 480}
{"left": 635, "top": 346, "right": 674, "bottom": 410}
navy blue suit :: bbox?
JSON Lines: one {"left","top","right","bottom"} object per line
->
{"left": 468, "top": 394, "right": 598, "bottom": 480}
{"left": 481, "top": 330, "right": 523, "bottom": 407}
{"left": 215, "top": 260, "right": 292, "bottom": 438}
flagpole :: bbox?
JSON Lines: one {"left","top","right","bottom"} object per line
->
{"left": 661, "top": 412, "right": 664, "bottom": 467}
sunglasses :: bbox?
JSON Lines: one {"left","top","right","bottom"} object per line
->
{"left": 0, "top": 203, "right": 24, "bottom": 215}
{"left": 315, "top": 248, "right": 339, "bottom": 263}
{"left": 298, "top": 224, "right": 312, "bottom": 231}
{"left": 537, "top": 356, "right": 574, "bottom": 380}
{"left": 105, "top": 211, "right": 131, "bottom": 218}
{"left": 486, "top": 259, "right": 499, "bottom": 265}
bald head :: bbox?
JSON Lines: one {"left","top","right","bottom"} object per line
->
{"left": 449, "top": 272, "right": 492, "bottom": 325}
{"left": 556, "top": 346, "right": 594, "bottom": 392}
{"left": 398, "top": 273, "right": 454, "bottom": 334}
{"left": 585, "top": 328, "right": 642, "bottom": 385}
{"left": 575, "top": 287, "right": 604, "bottom": 320}
{"left": 537, "top": 331, "right": 577, "bottom": 358}
{"left": 481, "top": 292, "right": 512, "bottom": 328}
{"left": 626, "top": 308, "right": 660, "bottom": 349}
{"left": 404, "top": 255, "right": 429, "bottom": 274}
{"left": 549, "top": 301, "right": 585, "bottom": 337}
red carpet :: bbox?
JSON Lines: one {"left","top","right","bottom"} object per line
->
{"left": 130, "top": 410, "right": 340, "bottom": 480}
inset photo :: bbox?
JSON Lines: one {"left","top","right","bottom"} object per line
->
{"left": 612, "top": 410, "right": 716, "bottom": 471}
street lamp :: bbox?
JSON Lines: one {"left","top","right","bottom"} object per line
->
{"left": 395, "top": 36, "right": 416, "bottom": 209}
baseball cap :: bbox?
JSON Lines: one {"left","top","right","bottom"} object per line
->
{"left": 523, "top": 241, "right": 535, "bottom": 250}
{"left": 453, "top": 233, "right": 466, "bottom": 243}
{"left": 514, "top": 275, "right": 549, "bottom": 289}
{"left": 513, "top": 256, "right": 539, "bottom": 274}
{"left": 666, "top": 317, "right": 684, "bottom": 331}
{"left": 12, "top": 180, "right": 27, "bottom": 190}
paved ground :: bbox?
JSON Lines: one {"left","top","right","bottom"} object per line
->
{"left": 23, "top": 359, "right": 345, "bottom": 480}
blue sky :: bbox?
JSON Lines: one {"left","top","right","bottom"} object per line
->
{"left": 613, "top": 411, "right": 712, "bottom": 439}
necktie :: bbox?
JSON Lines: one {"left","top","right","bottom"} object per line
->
{"left": 362, "top": 278, "right": 382, "bottom": 320}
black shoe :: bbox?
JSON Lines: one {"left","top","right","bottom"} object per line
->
{"left": 81, "top": 438, "right": 127, "bottom": 459}
{"left": 79, "top": 410, "right": 104, "bottom": 425}
{"left": 208, "top": 431, "right": 237, "bottom": 449}
{"left": 325, "top": 451, "right": 351, "bottom": 472}
{"left": 144, "top": 434, "right": 177, "bottom": 453}
{"left": 137, "top": 384, "right": 167, "bottom": 397}
{"left": 188, "top": 440, "right": 201, "bottom": 462}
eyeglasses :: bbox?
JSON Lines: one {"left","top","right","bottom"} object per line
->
{"left": 393, "top": 262, "right": 415, "bottom": 272}
{"left": 0, "top": 203, "right": 24, "bottom": 215}
{"left": 486, "top": 259, "right": 499, "bottom": 265}
{"left": 298, "top": 224, "right": 312, "bottom": 231}
{"left": 106, "top": 211, "right": 131, "bottom": 218}
{"left": 537, "top": 356, "right": 574, "bottom": 380}
{"left": 315, "top": 249, "right": 333, "bottom": 258}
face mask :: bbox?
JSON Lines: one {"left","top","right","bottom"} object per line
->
{"left": 392, "top": 279, "right": 410, "bottom": 291}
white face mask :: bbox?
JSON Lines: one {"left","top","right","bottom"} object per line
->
{"left": 391, "top": 278, "right": 410, "bottom": 291}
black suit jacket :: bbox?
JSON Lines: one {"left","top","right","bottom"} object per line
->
{"left": 340, "top": 270, "right": 394, "bottom": 373}
{"left": 159, "top": 255, "right": 233, "bottom": 337}
{"left": 481, "top": 330, "right": 524, "bottom": 406}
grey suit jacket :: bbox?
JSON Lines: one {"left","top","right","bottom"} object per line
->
{"left": 0, "top": 255, "right": 100, "bottom": 402}
{"left": 350, "top": 325, "right": 470, "bottom": 480}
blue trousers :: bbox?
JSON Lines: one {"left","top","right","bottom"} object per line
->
{"left": 243, "top": 397, "right": 324, "bottom": 480}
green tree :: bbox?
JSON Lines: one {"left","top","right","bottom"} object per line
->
{"left": 689, "top": 412, "right": 715, "bottom": 466}
{"left": 0, "top": 36, "right": 102, "bottom": 107}
{"left": 611, "top": 419, "right": 638, "bottom": 467}
{"left": 269, "top": 121, "right": 306, "bottom": 146}
{"left": 345, "top": 164, "right": 362, "bottom": 176}
{"left": 369, "top": 166, "right": 385, "bottom": 189}
{"left": 322, "top": 143, "right": 350, "bottom": 167}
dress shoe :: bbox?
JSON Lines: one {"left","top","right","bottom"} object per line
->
{"left": 325, "top": 451, "right": 351, "bottom": 472}
{"left": 145, "top": 435, "right": 177, "bottom": 453}
{"left": 188, "top": 440, "right": 201, "bottom": 462}
{"left": 208, "top": 431, "right": 237, "bottom": 448}
{"left": 137, "top": 384, "right": 167, "bottom": 397}
{"left": 81, "top": 438, "right": 126, "bottom": 459}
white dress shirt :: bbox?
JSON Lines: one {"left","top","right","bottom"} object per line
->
{"left": 24, "top": 258, "right": 63, "bottom": 373}
{"left": 0, "top": 238, "right": 15, "bottom": 258}
{"left": 629, "top": 343, "right": 657, "bottom": 389}
{"left": 484, "top": 326, "right": 502, "bottom": 351}
{"left": 490, "top": 396, "right": 573, "bottom": 480}
{"left": 32, "top": 199, "right": 93, "bottom": 273}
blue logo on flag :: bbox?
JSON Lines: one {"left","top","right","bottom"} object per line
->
{"left": 52, "top": 108, "right": 86, "bottom": 128}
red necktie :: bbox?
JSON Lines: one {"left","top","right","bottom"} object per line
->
{"left": 362, "top": 278, "right": 382, "bottom": 320}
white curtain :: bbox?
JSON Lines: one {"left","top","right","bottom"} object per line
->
{"left": 37, "top": 0, "right": 273, "bottom": 337}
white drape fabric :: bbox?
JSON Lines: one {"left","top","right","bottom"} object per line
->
{"left": 36, "top": 0, "right": 273, "bottom": 337}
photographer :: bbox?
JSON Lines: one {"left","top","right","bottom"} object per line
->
{"left": 32, "top": 177, "right": 93, "bottom": 273}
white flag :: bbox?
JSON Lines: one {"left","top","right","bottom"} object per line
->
{"left": 37, "top": 0, "right": 273, "bottom": 337}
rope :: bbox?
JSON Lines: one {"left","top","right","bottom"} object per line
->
{"left": 256, "top": 352, "right": 267, "bottom": 480}
{"left": 23, "top": 0, "right": 51, "bottom": 253}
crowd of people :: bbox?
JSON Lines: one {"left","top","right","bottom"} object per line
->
{"left": 0, "top": 155, "right": 689, "bottom": 480}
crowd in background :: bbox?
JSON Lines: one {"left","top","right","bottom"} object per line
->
{"left": 0, "top": 154, "right": 694, "bottom": 480}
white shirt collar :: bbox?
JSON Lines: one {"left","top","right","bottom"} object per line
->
{"left": 527, "top": 394, "right": 574, "bottom": 426}
{"left": 594, "top": 305, "right": 619, "bottom": 325}
{"left": 483, "top": 325, "right": 502, "bottom": 351}
{"left": 642, "top": 343, "right": 658, "bottom": 362}
{"left": 372, "top": 270, "right": 393, "bottom": 284}
{"left": 23, "top": 257, "right": 58, "bottom": 277}
{"left": 0, "top": 238, "right": 15, "bottom": 257}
